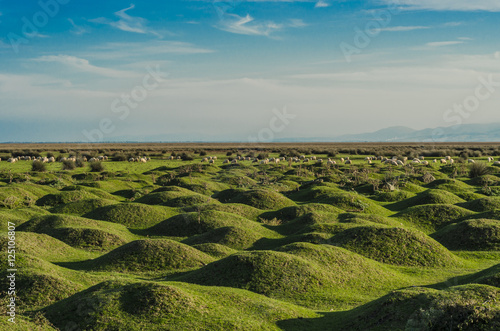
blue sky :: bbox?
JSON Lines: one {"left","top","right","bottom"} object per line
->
{"left": 0, "top": 0, "right": 499, "bottom": 142}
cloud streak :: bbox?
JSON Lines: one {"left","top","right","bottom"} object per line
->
{"left": 426, "top": 41, "right": 464, "bottom": 47}
{"left": 89, "top": 4, "right": 162, "bottom": 37}
{"left": 380, "top": 0, "right": 500, "bottom": 12}
{"left": 33, "top": 55, "right": 134, "bottom": 78}
{"left": 377, "top": 25, "right": 429, "bottom": 32}
{"left": 68, "top": 18, "right": 89, "bottom": 35}
{"left": 315, "top": 1, "right": 330, "bottom": 8}
{"left": 216, "top": 14, "right": 282, "bottom": 36}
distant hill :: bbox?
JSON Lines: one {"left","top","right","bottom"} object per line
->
{"left": 277, "top": 123, "right": 500, "bottom": 143}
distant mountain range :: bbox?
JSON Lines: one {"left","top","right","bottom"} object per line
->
{"left": 277, "top": 123, "right": 500, "bottom": 143}
{"left": 2, "top": 123, "right": 500, "bottom": 144}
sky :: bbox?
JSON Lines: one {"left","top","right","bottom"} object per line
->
{"left": 0, "top": 0, "right": 499, "bottom": 142}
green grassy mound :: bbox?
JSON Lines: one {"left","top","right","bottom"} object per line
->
{"left": 136, "top": 186, "right": 203, "bottom": 205}
{"left": 314, "top": 191, "right": 391, "bottom": 215}
{"left": 427, "top": 178, "right": 475, "bottom": 191}
{"left": 137, "top": 186, "right": 219, "bottom": 207}
{"left": 328, "top": 226, "right": 460, "bottom": 267}
{"left": 468, "top": 263, "right": 500, "bottom": 288}
{"left": 0, "top": 315, "right": 55, "bottom": 331}
{"left": 393, "top": 204, "right": 475, "bottom": 233}
{"left": 461, "top": 209, "right": 500, "bottom": 221}
{"left": 0, "top": 232, "right": 95, "bottom": 262}
{"left": 162, "top": 194, "right": 219, "bottom": 208}
{"left": 182, "top": 225, "right": 281, "bottom": 250}
{"left": 259, "top": 204, "right": 344, "bottom": 224}
{"left": 460, "top": 196, "right": 500, "bottom": 212}
{"left": 288, "top": 185, "right": 390, "bottom": 215}
{"left": 42, "top": 280, "right": 316, "bottom": 331}
{"left": 83, "top": 203, "right": 177, "bottom": 229}
{"left": 374, "top": 190, "right": 415, "bottom": 202}
{"left": 401, "top": 182, "right": 427, "bottom": 193}
{"left": 177, "top": 246, "right": 401, "bottom": 309}
{"left": 431, "top": 219, "right": 500, "bottom": 250}
{"left": 148, "top": 210, "right": 273, "bottom": 238}
{"left": 60, "top": 185, "right": 120, "bottom": 201}
{"left": 217, "top": 189, "right": 297, "bottom": 210}
{"left": 17, "top": 214, "right": 135, "bottom": 251}
{"left": 273, "top": 212, "right": 345, "bottom": 237}
{"left": 413, "top": 189, "right": 465, "bottom": 206}
{"left": 191, "top": 243, "right": 238, "bottom": 258}
{"left": 469, "top": 174, "right": 500, "bottom": 186}
{"left": 0, "top": 253, "right": 91, "bottom": 311}
{"left": 385, "top": 189, "right": 466, "bottom": 212}
{"left": 290, "top": 284, "right": 500, "bottom": 331}
{"left": 167, "top": 176, "right": 230, "bottom": 195}
{"left": 35, "top": 190, "right": 105, "bottom": 207}
{"left": 50, "top": 198, "right": 118, "bottom": 216}
{"left": 0, "top": 206, "right": 50, "bottom": 230}
{"left": 425, "top": 179, "right": 483, "bottom": 201}
{"left": 0, "top": 186, "right": 38, "bottom": 208}
{"left": 183, "top": 203, "right": 263, "bottom": 221}
{"left": 88, "top": 239, "right": 214, "bottom": 272}
{"left": 338, "top": 213, "right": 404, "bottom": 227}
{"left": 8, "top": 272, "right": 78, "bottom": 309}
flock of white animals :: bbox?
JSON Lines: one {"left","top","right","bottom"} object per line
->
{"left": 1, "top": 154, "right": 500, "bottom": 166}
{"left": 0, "top": 155, "right": 109, "bottom": 163}
{"left": 213, "top": 155, "right": 500, "bottom": 166}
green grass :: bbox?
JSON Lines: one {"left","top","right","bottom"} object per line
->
{"left": 217, "top": 188, "right": 297, "bottom": 210}
{"left": 17, "top": 214, "right": 137, "bottom": 251}
{"left": 176, "top": 244, "right": 409, "bottom": 310}
{"left": 2, "top": 152, "right": 500, "bottom": 329}
{"left": 42, "top": 280, "right": 318, "bottom": 331}
{"left": 84, "top": 239, "right": 215, "bottom": 272}
{"left": 393, "top": 204, "right": 475, "bottom": 233}
{"left": 279, "top": 284, "right": 500, "bottom": 331}
{"left": 459, "top": 196, "right": 500, "bottom": 212}
{"left": 431, "top": 219, "right": 500, "bottom": 251}
{"left": 328, "top": 225, "right": 461, "bottom": 267}
{"left": 83, "top": 203, "right": 178, "bottom": 229}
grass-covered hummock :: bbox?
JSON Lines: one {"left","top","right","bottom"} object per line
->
{"left": 83, "top": 203, "right": 178, "bottom": 228}
{"left": 17, "top": 214, "right": 137, "bottom": 251}
{"left": 328, "top": 226, "right": 461, "bottom": 267}
{"left": 216, "top": 188, "right": 297, "bottom": 210}
{"left": 176, "top": 245, "right": 405, "bottom": 309}
{"left": 431, "top": 219, "right": 500, "bottom": 251}
{"left": 86, "top": 239, "right": 214, "bottom": 272}
{"left": 393, "top": 204, "right": 475, "bottom": 233}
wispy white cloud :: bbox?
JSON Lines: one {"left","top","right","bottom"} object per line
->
{"left": 378, "top": 25, "right": 429, "bottom": 32}
{"left": 217, "top": 14, "right": 282, "bottom": 37}
{"left": 315, "top": 0, "right": 330, "bottom": 8}
{"left": 25, "top": 32, "right": 49, "bottom": 39}
{"left": 89, "top": 4, "right": 162, "bottom": 37}
{"left": 288, "top": 19, "right": 307, "bottom": 28}
{"left": 33, "top": 55, "right": 134, "bottom": 78}
{"left": 442, "top": 22, "right": 463, "bottom": 27}
{"left": 83, "top": 41, "right": 214, "bottom": 61}
{"left": 379, "top": 0, "right": 500, "bottom": 12}
{"left": 216, "top": 14, "right": 307, "bottom": 37}
{"left": 68, "top": 18, "right": 89, "bottom": 35}
{"left": 426, "top": 41, "right": 464, "bottom": 47}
